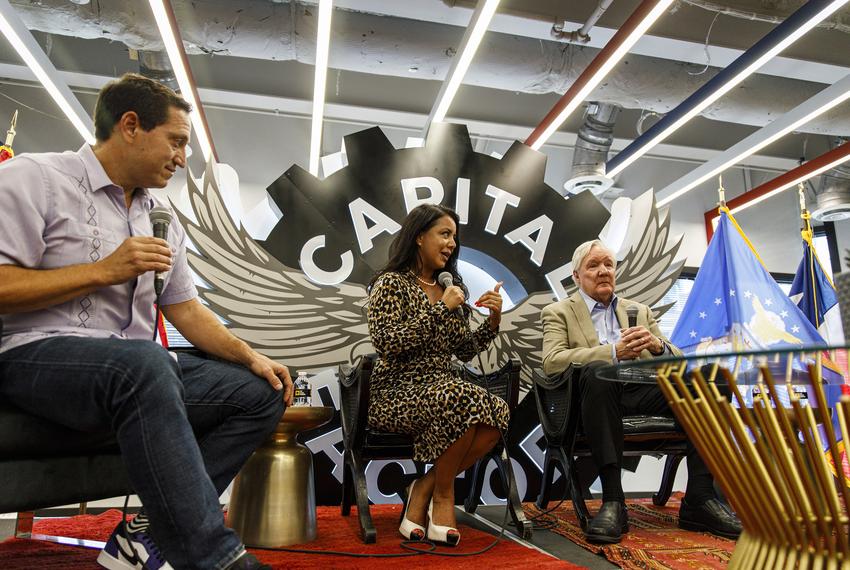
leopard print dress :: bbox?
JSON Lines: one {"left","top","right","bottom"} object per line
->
{"left": 366, "top": 271, "right": 510, "bottom": 463}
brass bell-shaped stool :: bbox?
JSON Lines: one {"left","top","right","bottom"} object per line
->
{"left": 227, "top": 406, "right": 333, "bottom": 547}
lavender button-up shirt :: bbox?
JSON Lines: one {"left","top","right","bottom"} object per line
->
{"left": 0, "top": 144, "right": 197, "bottom": 353}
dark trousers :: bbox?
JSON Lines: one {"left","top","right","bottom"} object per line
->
{"left": 577, "top": 361, "right": 713, "bottom": 499}
{"left": 0, "top": 337, "right": 285, "bottom": 569}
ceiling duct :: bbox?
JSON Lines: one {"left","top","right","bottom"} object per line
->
{"left": 138, "top": 51, "right": 177, "bottom": 91}
{"left": 562, "top": 102, "right": 620, "bottom": 197}
{"left": 812, "top": 137, "right": 850, "bottom": 222}
{"left": 8, "top": 0, "right": 850, "bottom": 136}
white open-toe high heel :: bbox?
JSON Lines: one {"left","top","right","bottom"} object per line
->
{"left": 427, "top": 498, "right": 460, "bottom": 546}
{"left": 399, "top": 480, "right": 426, "bottom": 540}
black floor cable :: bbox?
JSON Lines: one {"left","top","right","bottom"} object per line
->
{"left": 118, "top": 298, "right": 543, "bottom": 563}
{"left": 116, "top": 302, "right": 164, "bottom": 570}
{"left": 256, "top": 306, "right": 520, "bottom": 559}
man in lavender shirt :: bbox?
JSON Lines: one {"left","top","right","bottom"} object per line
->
{"left": 0, "top": 74, "right": 292, "bottom": 570}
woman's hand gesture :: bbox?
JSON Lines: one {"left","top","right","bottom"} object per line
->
{"left": 475, "top": 282, "right": 503, "bottom": 330}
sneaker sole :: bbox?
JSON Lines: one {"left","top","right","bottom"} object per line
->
{"left": 96, "top": 549, "right": 139, "bottom": 570}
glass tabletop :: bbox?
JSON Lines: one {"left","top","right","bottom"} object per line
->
{"left": 595, "top": 343, "right": 850, "bottom": 389}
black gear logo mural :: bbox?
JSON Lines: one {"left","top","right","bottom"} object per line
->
{"left": 177, "top": 122, "right": 682, "bottom": 381}
{"left": 262, "top": 122, "right": 609, "bottom": 295}
{"left": 175, "top": 122, "right": 683, "bottom": 506}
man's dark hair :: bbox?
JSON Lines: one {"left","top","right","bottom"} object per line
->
{"left": 93, "top": 73, "right": 192, "bottom": 142}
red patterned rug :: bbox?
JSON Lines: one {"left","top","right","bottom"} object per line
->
{"left": 0, "top": 505, "right": 580, "bottom": 569}
{"left": 525, "top": 494, "right": 735, "bottom": 569}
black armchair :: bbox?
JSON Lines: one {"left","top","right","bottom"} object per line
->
{"left": 0, "top": 317, "right": 133, "bottom": 541}
{"left": 533, "top": 366, "right": 686, "bottom": 530}
{"left": 338, "top": 354, "right": 532, "bottom": 543}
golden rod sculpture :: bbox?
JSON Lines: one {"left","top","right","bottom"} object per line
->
{"left": 654, "top": 351, "right": 850, "bottom": 570}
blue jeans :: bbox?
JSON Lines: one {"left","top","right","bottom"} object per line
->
{"left": 0, "top": 336, "right": 285, "bottom": 569}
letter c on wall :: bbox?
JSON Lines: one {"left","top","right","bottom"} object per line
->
{"left": 300, "top": 235, "right": 354, "bottom": 285}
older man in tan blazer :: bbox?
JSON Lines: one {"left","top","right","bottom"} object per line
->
{"left": 541, "top": 239, "right": 739, "bottom": 544}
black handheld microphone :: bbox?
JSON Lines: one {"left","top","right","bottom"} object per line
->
{"left": 626, "top": 305, "right": 639, "bottom": 329}
{"left": 149, "top": 207, "right": 172, "bottom": 297}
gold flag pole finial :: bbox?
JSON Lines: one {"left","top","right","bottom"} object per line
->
{"left": 718, "top": 175, "right": 726, "bottom": 209}
{"left": 5, "top": 110, "right": 17, "bottom": 148}
{"left": 799, "top": 182, "right": 812, "bottom": 237}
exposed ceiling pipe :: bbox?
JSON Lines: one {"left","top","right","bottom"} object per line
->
{"left": 9, "top": 0, "right": 850, "bottom": 136}
{"left": 680, "top": 0, "right": 850, "bottom": 35}
{"left": 704, "top": 139, "right": 850, "bottom": 241}
{"left": 552, "top": 0, "right": 614, "bottom": 43}
{"left": 812, "top": 137, "right": 850, "bottom": 221}
{"left": 562, "top": 102, "right": 621, "bottom": 196}
{"left": 138, "top": 50, "right": 177, "bottom": 91}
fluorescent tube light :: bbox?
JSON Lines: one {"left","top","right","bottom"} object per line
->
{"left": 657, "top": 73, "right": 850, "bottom": 207}
{"left": 426, "top": 0, "right": 501, "bottom": 129}
{"left": 606, "top": 0, "right": 849, "bottom": 178}
{"left": 148, "top": 0, "right": 215, "bottom": 162}
{"left": 309, "top": 0, "right": 333, "bottom": 177}
{"left": 0, "top": 0, "right": 94, "bottom": 144}
{"left": 731, "top": 153, "right": 850, "bottom": 216}
{"left": 527, "top": 0, "right": 675, "bottom": 150}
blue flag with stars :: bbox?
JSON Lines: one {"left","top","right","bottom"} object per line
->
{"left": 671, "top": 211, "right": 827, "bottom": 352}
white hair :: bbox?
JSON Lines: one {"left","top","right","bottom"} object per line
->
{"left": 571, "top": 240, "right": 616, "bottom": 283}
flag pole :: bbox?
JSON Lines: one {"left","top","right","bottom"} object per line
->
{"left": 799, "top": 184, "right": 821, "bottom": 330}
{"left": 801, "top": 184, "right": 846, "bottom": 378}
{"left": 0, "top": 110, "right": 17, "bottom": 163}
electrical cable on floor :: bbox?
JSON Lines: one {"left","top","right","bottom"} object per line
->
{"left": 115, "top": 298, "right": 524, "bottom": 562}
{"left": 117, "top": 302, "right": 164, "bottom": 570}
{"left": 260, "top": 305, "right": 517, "bottom": 558}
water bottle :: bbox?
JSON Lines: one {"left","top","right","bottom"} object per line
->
{"left": 293, "top": 371, "right": 311, "bottom": 406}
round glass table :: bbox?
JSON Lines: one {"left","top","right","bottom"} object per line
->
{"left": 596, "top": 344, "right": 847, "bottom": 386}
{"left": 593, "top": 344, "right": 850, "bottom": 569}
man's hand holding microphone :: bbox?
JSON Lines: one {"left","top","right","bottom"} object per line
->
{"left": 616, "top": 306, "right": 664, "bottom": 360}
{"left": 93, "top": 207, "right": 173, "bottom": 294}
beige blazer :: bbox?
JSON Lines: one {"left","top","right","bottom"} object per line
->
{"left": 541, "top": 291, "right": 682, "bottom": 377}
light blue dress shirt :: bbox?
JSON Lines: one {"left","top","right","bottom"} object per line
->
{"left": 578, "top": 289, "right": 621, "bottom": 363}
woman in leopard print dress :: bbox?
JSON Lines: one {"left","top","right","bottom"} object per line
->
{"left": 366, "top": 204, "right": 510, "bottom": 546}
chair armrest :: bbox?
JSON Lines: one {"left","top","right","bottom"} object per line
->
{"left": 460, "top": 358, "right": 522, "bottom": 410}
{"left": 533, "top": 365, "right": 578, "bottom": 391}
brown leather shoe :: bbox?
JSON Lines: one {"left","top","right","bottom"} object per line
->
{"left": 679, "top": 498, "right": 742, "bottom": 539}
{"left": 584, "top": 501, "right": 629, "bottom": 544}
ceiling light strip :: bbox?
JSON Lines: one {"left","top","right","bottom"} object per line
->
{"left": 701, "top": 141, "right": 850, "bottom": 241}
{"left": 423, "top": 0, "right": 501, "bottom": 134}
{"left": 309, "top": 0, "right": 333, "bottom": 177}
{"left": 0, "top": 0, "right": 94, "bottom": 144}
{"left": 657, "top": 73, "right": 850, "bottom": 207}
{"left": 148, "top": 0, "right": 217, "bottom": 163}
{"left": 525, "top": 0, "right": 675, "bottom": 151}
{"left": 606, "top": 0, "right": 849, "bottom": 178}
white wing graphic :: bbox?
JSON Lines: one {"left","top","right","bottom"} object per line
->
{"left": 173, "top": 163, "right": 373, "bottom": 368}
{"left": 613, "top": 190, "right": 684, "bottom": 318}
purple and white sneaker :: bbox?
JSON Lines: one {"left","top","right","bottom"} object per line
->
{"left": 96, "top": 522, "right": 173, "bottom": 570}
